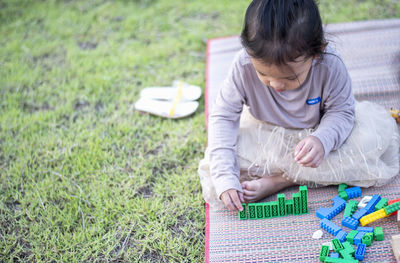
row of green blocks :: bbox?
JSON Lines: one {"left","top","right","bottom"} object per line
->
{"left": 239, "top": 186, "right": 308, "bottom": 220}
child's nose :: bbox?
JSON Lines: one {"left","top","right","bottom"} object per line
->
{"left": 270, "top": 80, "right": 285, "bottom": 90}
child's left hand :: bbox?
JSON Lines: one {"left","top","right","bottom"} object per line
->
{"left": 294, "top": 135, "right": 325, "bottom": 168}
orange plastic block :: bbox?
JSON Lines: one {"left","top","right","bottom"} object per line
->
{"left": 360, "top": 208, "right": 388, "bottom": 226}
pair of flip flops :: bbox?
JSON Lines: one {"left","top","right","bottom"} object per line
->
{"left": 135, "top": 80, "right": 202, "bottom": 119}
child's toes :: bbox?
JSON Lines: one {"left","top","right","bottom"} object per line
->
{"left": 243, "top": 180, "right": 260, "bottom": 191}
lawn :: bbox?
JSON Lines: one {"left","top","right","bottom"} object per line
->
{"left": 1, "top": 0, "right": 399, "bottom": 262}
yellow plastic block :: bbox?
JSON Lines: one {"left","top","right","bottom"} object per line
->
{"left": 360, "top": 208, "right": 388, "bottom": 226}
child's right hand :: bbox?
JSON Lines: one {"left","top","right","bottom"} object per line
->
{"left": 220, "top": 189, "right": 245, "bottom": 212}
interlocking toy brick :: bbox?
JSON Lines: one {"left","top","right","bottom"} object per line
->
{"left": 355, "top": 243, "right": 366, "bottom": 260}
{"left": 293, "top": 192, "right": 302, "bottom": 215}
{"left": 373, "top": 226, "right": 384, "bottom": 241}
{"left": 354, "top": 231, "right": 365, "bottom": 245}
{"left": 346, "top": 230, "right": 358, "bottom": 244}
{"left": 338, "top": 183, "right": 348, "bottom": 193}
{"left": 338, "top": 191, "right": 348, "bottom": 200}
{"left": 271, "top": 201, "right": 279, "bottom": 217}
{"left": 356, "top": 226, "right": 373, "bottom": 233}
{"left": 286, "top": 199, "right": 293, "bottom": 215}
{"left": 342, "top": 216, "right": 359, "bottom": 230}
{"left": 332, "top": 238, "right": 344, "bottom": 252}
{"left": 329, "top": 252, "right": 340, "bottom": 258}
{"left": 339, "top": 241, "right": 355, "bottom": 260}
{"left": 264, "top": 203, "right": 272, "bottom": 218}
{"left": 343, "top": 200, "right": 358, "bottom": 218}
{"left": 316, "top": 196, "right": 346, "bottom": 219}
{"left": 321, "top": 218, "right": 342, "bottom": 236}
{"left": 324, "top": 257, "right": 359, "bottom": 263}
{"left": 342, "top": 241, "right": 355, "bottom": 255}
{"left": 319, "top": 245, "right": 330, "bottom": 262}
{"left": 384, "top": 201, "right": 400, "bottom": 215}
{"left": 335, "top": 230, "right": 347, "bottom": 243}
{"left": 359, "top": 208, "right": 388, "bottom": 226}
{"left": 300, "top": 185, "right": 308, "bottom": 214}
{"left": 277, "top": 193, "right": 286, "bottom": 217}
{"left": 362, "top": 232, "right": 373, "bottom": 246}
{"left": 374, "top": 197, "right": 388, "bottom": 211}
{"left": 352, "top": 208, "right": 368, "bottom": 221}
{"left": 388, "top": 198, "right": 400, "bottom": 215}
{"left": 256, "top": 204, "right": 264, "bottom": 219}
{"left": 239, "top": 203, "right": 247, "bottom": 220}
{"left": 248, "top": 203, "right": 257, "bottom": 219}
{"left": 364, "top": 194, "right": 381, "bottom": 214}
{"left": 345, "top": 186, "right": 361, "bottom": 199}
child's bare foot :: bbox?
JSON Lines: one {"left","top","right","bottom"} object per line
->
{"left": 241, "top": 175, "right": 296, "bottom": 202}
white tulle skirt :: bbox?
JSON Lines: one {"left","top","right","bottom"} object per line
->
{"left": 198, "top": 101, "right": 400, "bottom": 209}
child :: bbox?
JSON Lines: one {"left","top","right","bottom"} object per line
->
{"left": 198, "top": 0, "right": 400, "bottom": 212}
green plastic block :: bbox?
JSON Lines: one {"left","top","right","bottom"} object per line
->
{"left": 264, "top": 203, "right": 272, "bottom": 218}
{"left": 374, "top": 198, "right": 388, "bottom": 211}
{"left": 343, "top": 200, "right": 358, "bottom": 217}
{"left": 324, "top": 257, "right": 359, "bottom": 263}
{"left": 374, "top": 226, "right": 384, "bottom": 241}
{"left": 362, "top": 232, "right": 373, "bottom": 246}
{"left": 339, "top": 241, "right": 355, "bottom": 259}
{"left": 384, "top": 202, "right": 400, "bottom": 215}
{"left": 346, "top": 230, "right": 358, "bottom": 244}
{"left": 256, "top": 204, "right": 264, "bottom": 219}
{"left": 248, "top": 204, "right": 257, "bottom": 219}
{"left": 239, "top": 203, "right": 247, "bottom": 220}
{"left": 338, "top": 183, "right": 348, "bottom": 193}
{"left": 285, "top": 199, "right": 293, "bottom": 215}
{"left": 342, "top": 241, "right": 355, "bottom": 254}
{"left": 332, "top": 238, "right": 344, "bottom": 252}
{"left": 270, "top": 201, "right": 279, "bottom": 217}
{"left": 319, "top": 245, "right": 330, "bottom": 262}
{"left": 339, "top": 191, "right": 349, "bottom": 200}
{"left": 293, "top": 192, "right": 301, "bottom": 215}
{"left": 299, "top": 185, "right": 308, "bottom": 214}
{"left": 277, "top": 193, "right": 286, "bottom": 217}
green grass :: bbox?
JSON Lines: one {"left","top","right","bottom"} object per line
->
{"left": 0, "top": 0, "right": 399, "bottom": 262}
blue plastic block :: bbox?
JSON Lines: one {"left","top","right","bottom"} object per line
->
{"left": 342, "top": 216, "right": 359, "bottom": 230}
{"left": 355, "top": 243, "right": 366, "bottom": 260}
{"left": 316, "top": 196, "right": 346, "bottom": 219}
{"left": 356, "top": 226, "right": 373, "bottom": 233}
{"left": 345, "top": 186, "right": 361, "bottom": 199}
{"left": 321, "top": 218, "right": 342, "bottom": 236}
{"left": 352, "top": 208, "right": 368, "bottom": 221}
{"left": 354, "top": 231, "right": 366, "bottom": 245}
{"left": 330, "top": 252, "right": 340, "bottom": 258}
{"left": 364, "top": 195, "right": 382, "bottom": 214}
{"left": 336, "top": 230, "right": 348, "bottom": 243}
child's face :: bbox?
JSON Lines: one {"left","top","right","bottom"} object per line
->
{"left": 250, "top": 56, "right": 313, "bottom": 92}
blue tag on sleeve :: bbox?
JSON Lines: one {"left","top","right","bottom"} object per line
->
{"left": 306, "top": 96, "right": 321, "bottom": 105}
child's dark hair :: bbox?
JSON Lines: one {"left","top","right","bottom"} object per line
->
{"left": 241, "top": 0, "right": 326, "bottom": 66}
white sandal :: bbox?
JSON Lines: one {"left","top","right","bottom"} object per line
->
{"left": 139, "top": 80, "right": 202, "bottom": 101}
{"left": 134, "top": 97, "right": 199, "bottom": 119}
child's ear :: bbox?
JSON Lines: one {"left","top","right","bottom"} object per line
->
{"left": 321, "top": 43, "right": 328, "bottom": 52}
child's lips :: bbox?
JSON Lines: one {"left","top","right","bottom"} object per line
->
{"left": 276, "top": 89, "right": 285, "bottom": 92}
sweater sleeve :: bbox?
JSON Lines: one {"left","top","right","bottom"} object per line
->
{"left": 208, "top": 54, "right": 246, "bottom": 199}
{"left": 311, "top": 57, "right": 355, "bottom": 159}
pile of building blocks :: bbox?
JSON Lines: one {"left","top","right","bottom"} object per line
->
{"left": 238, "top": 185, "right": 308, "bottom": 220}
{"left": 317, "top": 183, "right": 400, "bottom": 262}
